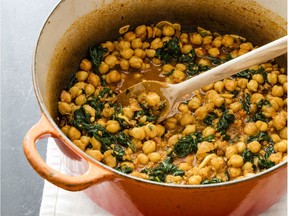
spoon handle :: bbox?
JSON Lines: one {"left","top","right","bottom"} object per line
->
{"left": 172, "top": 36, "right": 287, "bottom": 98}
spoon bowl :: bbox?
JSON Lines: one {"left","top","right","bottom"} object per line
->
{"left": 116, "top": 36, "right": 288, "bottom": 122}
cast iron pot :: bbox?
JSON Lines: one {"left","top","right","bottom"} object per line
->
{"left": 23, "top": 0, "right": 287, "bottom": 215}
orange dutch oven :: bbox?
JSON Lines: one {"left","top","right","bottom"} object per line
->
{"left": 23, "top": 0, "right": 287, "bottom": 215}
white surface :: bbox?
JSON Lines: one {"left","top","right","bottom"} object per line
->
{"left": 40, "top": 138, "right": 287, "bottom": 216}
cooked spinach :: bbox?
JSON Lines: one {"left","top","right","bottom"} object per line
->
{"left": 164, "top": 69, "right": 175, "bottom": 77}
{"left": 112, "top": 144, "right": 125, "bottom": 161}
{"left": 179, "top": 49, "right": 196, "bottom": 63}
{"left": 172, "top": 132, "right": 202, "bottom": 157}
{"left": 89, "top": 45, "right": 108, "bottom": 73}
{"left": 156, "top": 37, "right": 181, "bottom": 63}
{"left": 233, "top": 67, "right": 267, "bottom": 82}
{"left": 247, "top": 131, "right": 270, "bottom": 143}
{"left": 116, "top": 164, "right": 133, "bottom": 174}
{"left": 205, "top": 55, "right": 224, "bottom": 65}
{"left": 148, "top": 157, "right": 185, "bottom": 182}
{"left": 204, "top": 112, "right": 217, "bottom": 125}
{"left": 216, "top": 109, "right": 235, "bottom": 135}
{"left": 72, "top": 107, "right": 91, "bottom": 130}
{"left": 186, "top": 63, "right": 211, "bottom": 76}
{"left": 242, "top": 149, "right": 254, "bottom": 163}
{"left": 201, "top": 178, "right": 222, "bottom": 184}
{"left": 66, "top": 73, "right": 78, "bottom": 90}
{"left": 114, "top": 132, "right": 136, "bottom": 152}
{"left": 258, "top": 159, "right": 275, "bottom": 169}
{"left": 240, "top": 93, "right": 251, "bottom": 114}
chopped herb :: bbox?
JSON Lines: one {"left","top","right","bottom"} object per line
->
{"left": 201, "top": 178, "right": 222, "bottom": 184}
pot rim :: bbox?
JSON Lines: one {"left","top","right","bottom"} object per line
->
{"left": 32, "top": 0, "right": 287, "bottom": 189}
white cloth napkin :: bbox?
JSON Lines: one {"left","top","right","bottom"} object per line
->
{"left": 40, "top": 138, "right": 287, "bottom": 216}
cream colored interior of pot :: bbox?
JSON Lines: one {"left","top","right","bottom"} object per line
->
{"left": 35, "top": 0, "right": 287, "bottom": 121}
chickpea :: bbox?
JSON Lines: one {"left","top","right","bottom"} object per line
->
{"left": 189, "top": 33, "right": 203, "bottom": 45}
{"left": 144, "top": 124, "right": 158, "bottom": 139}
{"left": 273, "top": 113, "right": 286, "bottom": 130}
{"left": 244, "top": 122, "right": 258, "bottom": 135}
{"left": 178, "top": 103, "right": 189, "bottom": 113}
{"left": 268, "top": 152, "right": 282, "bottom": 164}
{"left": 228, "top": 154, "right": 244, "bottom": 168}
{"left": 221, "top": 35, "right": 234, "bottom": 48}
{"left": 262, "top": 106, "right": 276, "bottom": 118}
{"left": 102, "top": 104, "right": 114, "bottom": 118}
{"left": 171, "top": 70, "right": 186, "bottom": 83}
{"left": 202, "top": 83, "right": 214, "bottom": 91}
{"left": 208, "top": 47, "right": 220, "bottom": 57}
{"left": 181, "top": 124, "right": 197, "bottom": 135}
{"left": 69, "top": 86, "right": 82, "bottom": 98}
{"left": 129, "top": 56, "right": 143, "bottom": 69}
{"left": 142, "top": 140, "right": 156, "bottom": 154}
{"left": 86, "top": 149, "right": 103, "bottom": 161}
{"left": 237, "top": 78, "right": 248, "bottom": 89}
{"left": 211, "top": 157, "right": 225, "bottom": 171}
{"left": 68, "top": 127, "right": 81, "bottom": 140}
{"left": 103, "top": 151, "right": 117, "bottom": 168}
{"left": 212, "top": 36, "right": 222, "bottom": 48}
{"left": 274, "top": 140, "right": 287, "bottom": 153}
{"left": 148, "top": 152, "right": 161, "bottom": 163}
{"left": 175, "top": 63, "right": 187, "bottom": 72}
{"left": 195, "top": 106, "right": 208, "bottom": 120}
{"left": 130, "top": 127, "right": 146, "bottom": 140}
{"left": 271, "top": 134, "right": 281, "bottom": 143}
{"left": 60, "top": 91, "right": 72, "bottom": 103}
{"left": 156, "top": 124, "right": 165, "bottom": 137}
{"left": 80, "top": 59, "right": 92, "bottom": 71}
{"left": 162, "top": 64, "right": 174, "bottom": 72}
{"left": 247, "top": 80, "right": 258, "bottom": 92}
{"left": 135, "top": 25, "right": 147, "bottom": 37}
{"left": 131, "top": 38, "right": 143, "bottom": 49}
{"left": 203, "top": 36, "right": 213, "bottom": 45}
{"left": 197, "top": 141, "right": 214, "bottom": 155}
{"left": 74, "top": 140, "right": 86, "bottom": 151}
{"left": 278, "top": 74, "right": 287, "bottom": 84}
{"left": 119, "top": 59, "right": 129, "bottom": 71}
{"left": 87, "top": 73, "right": 100, "bottom": 87}
{"left": 181, "top": 44, "right": 193, "bottom": 54}
{"left": 230, "top": 102, "right": 242, "bottom": 112}
{"left": 168, "top": 134, "right": 181, "bottom": 146}
{"left": 238, "top": 49, "right": 248, "bottom": 56}
{"left": 145, "top": 49, "right": 156, "bottom": 58}
{"left": 255, "top": 121, "right": 268, "bottom": 132}
{"left": 198, "top": 58, "right": 210, "bottom": 66}
{"left": 74, "top": 94, "right": 86, "bottom": 106}
{"left": 137, "top": 153, "right": 149, "bottom": 165}
{"left": 251, "top": 93, "right": 264, "bottom": 104}
{"left": 178, "top": 113, "right": 194, "bottom": 127}
{"left": 236, "top": 142, "right": 246, "bottom": 153}
{"left": 145, "top": 92, "right": 161, "bottom": 107}
{"left": 202, "top": 126, "right": 215, "bottom": 137}
{"left": 229, "top": 167, "right": 242, "bottom": 178}
{"left": 214, "top": 96, "right": 225, "bottom": 108}
{"left": 106, "top": 120, "right": 121, "bottom": 133}
{"left": 90, "top": 137, "right": 101, "bottom": 150}
{"left": 179, "top": 162, "right": 192, "bottom": 171}
{"left": 83, "top": 104, "right": 95, "bottom": 117}
{"left": 214, "top": 81, "right": 224, "bottom": 93}
{"left": 161, "top": 25, "right": 174, "bottom": 37}
{"left": 150, "top": 38, "right": 163, "bottom": 49}
{"left": 247, "top": 141, "right": 261, "bottom": 153}
{"left": 225, "top": 146, "right": 238, "bottom": 159}
{"left": 242, "top": 162, "right": 254, "bottom": 173}
{"left": 271, "top": 85, "right": 284, "bottom": 97}
{"left": 252, "top": 74, "right": 264, "bottom": 84}
{"left": 280, "top": 127, "right": 287, "bottom": 139}
{"left": 106, "top": 70, "right": 121, "bottom": 84}
{"left": 61, "top": 125, "right": 70, "bottom": 136}
{"left": 120, "top": 48, "right": 134, "bottom": 59}
{"left": 188, "top": 175, "right": 202, "bottom": 185}
{"left": 75, "top": 71, "right": 88, "bottom": 82}
{"left": 124, "top": 31, "right": 136, "bottom": 41}
{"left": 267, "top": 73, "right": 278, "bottom": 85}
{"left": 58, "top": 102, "right": 72, "bottom": 115}
{"left": 270, "top": 97, "right": 284, "bottom": 111}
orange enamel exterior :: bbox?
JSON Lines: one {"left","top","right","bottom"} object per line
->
{"left": 23, "top": 0, "right": 287, "bottom": 215}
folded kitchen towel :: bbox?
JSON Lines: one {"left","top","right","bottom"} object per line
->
{"left": 40, "top": 138, "right": 287, "bottom": 216}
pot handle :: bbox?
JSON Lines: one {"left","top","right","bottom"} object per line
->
{"left": 23, "top": 115, "right": 114, "bottom": 191}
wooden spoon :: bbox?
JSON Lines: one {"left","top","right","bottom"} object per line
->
{"left": 116, "top": 36, "right": 287, "bottom": 122}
